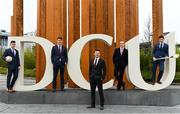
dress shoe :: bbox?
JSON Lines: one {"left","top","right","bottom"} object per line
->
{"left": 11, "top": 89, "right": 16, "bottom": 93}
{"left": 52, "top": 89, "right": 56, "bottom": 92}
{"left": 60, "top": 89, "right": 65, "bottom": 91}
{"left": 87, "top": 106, "right": 95, "bottom": 109}
{"left": 157, "top": 81, "right": 162, "bottom": 84}
{"left": 122, "top": 82, "right": 125, "bottom": 91}
{"left": 100, "top": 106, "right": 104, "bottom": 110}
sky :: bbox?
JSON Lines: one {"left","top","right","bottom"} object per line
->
{"left": 0, "top": 0, "right": 37, "bottom": 34}
{"left": 0, "top": 0, "right": 179, "bottom": 43}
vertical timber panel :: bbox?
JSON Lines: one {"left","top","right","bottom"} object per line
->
{"left": 152, "top": 0, "right": 163, "bottom": 44}
{"left": 68, "top": 0, "right": 80, "bottom": 88}
{"left": 11, "top": 0, "right": 23, "bottom": 36}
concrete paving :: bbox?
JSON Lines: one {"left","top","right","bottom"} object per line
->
{"left": 1, "top": 102, "right": 180, "bottom": 113}
{"left": 1, "top": 74, "right": 180, "bottom": 113}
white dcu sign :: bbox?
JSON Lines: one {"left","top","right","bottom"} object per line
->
{"left": 8, "top": 33, "right": 177, "bottom": 91}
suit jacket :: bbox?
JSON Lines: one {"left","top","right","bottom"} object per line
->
{"left": 51, "top": 45, "right": 68, "bottom": 66}
{"left": 113, "top": 48, "right": 128, "bottom": 67}
{"left": 153, "top": 43, "right": 169, "bottom": 60}
{"left": 2, "top": 48, "right": 20, "bottom": 69}
{"left": 89, "top": 58, "right": 106, "bottom": 80}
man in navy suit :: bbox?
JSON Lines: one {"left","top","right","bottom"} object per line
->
{"left": 2, "top": 41, "right": 20, "bottom": 93}
{"left": 113, "top": 41, "right": 128, "bottom": 90}
{"left": 152, "top": 35, "right": 169, "bottom": 85}
{"left": 51, "top": 36, "right": 68, "bottom": 92}
{"left": 87, "top": 49, "right": 106, "bottom": 110}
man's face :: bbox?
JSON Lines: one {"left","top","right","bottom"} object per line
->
{"left": 94, "top": 51, "right": 100, "bottom": 58}
{"left": 57, "top": 39, "right": 63, "bottom": 45}
{"left": 120, "top": 41, "right": 125, "bottom": 48}
{"left": 159, "top": 38, "right": 164, "bottom": 43}
{"left": 10, "top": 43, "right": 16, "bottom": 49}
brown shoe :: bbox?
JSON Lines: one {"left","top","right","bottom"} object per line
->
{"left": 157, "top": 81, "right": 162, "bottom": 84}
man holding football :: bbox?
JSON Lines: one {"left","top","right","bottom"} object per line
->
{"left": 2, "top": 40, "right": 20, "bottom": 93}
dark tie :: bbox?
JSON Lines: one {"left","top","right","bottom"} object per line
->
{"left": 12, "top": 49, "right": 15, "bottom": 56}
{"left": 94, "top": 58, "right": 97, "bottom": 66}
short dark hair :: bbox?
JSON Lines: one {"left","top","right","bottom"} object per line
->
{"left": 95, "top": 49, "right": 100, "bottom": 52}
{"left": 10, "top": 41, "right": 16, "bottom": 43}
{"left": 159, "top": 35, "right": 164, "bottom": 39}
{"left": 57, "top": 36, "right": 63, "bottom": 40}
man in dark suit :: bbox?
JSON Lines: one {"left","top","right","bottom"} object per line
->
{"left": 113, "top": 41, "right": 128, "bottom": 91}
{"left": 51, "top": 36, "right": 68, "bottom": 92}
{"left": 87, "top": 49, "right": 106, "bottom": 110}
{"left": 2, "top": 41, "right": 20, "bottom": 93}
{"left": 152, "top": 35, "right": 169, "bottom": 85}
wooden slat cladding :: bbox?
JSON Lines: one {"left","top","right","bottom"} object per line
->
{"left": 68, "top": 0, "right": 80, "bottom": 88}
{"left": 152, "top": 0, "right": 163, "bottom": 44}
{"left": 11, "top": 0, "right": 23, "bottom": 36}
{"left": 35, "top": 0, "right": 140, "bottom": 89}
{"left": 116, "top": 0, "right": 139, "bottom": 89}
{"left": 36, "top": 0, "right": 67, "bottom": 89}
{"left": 12, "top": 0, "right": 164, "bottom": 90}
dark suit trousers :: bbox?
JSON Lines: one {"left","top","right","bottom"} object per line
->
{"left": 152, "top": 60, "right": 164, "bottom": 82}
{"left": 52, "top": 64, "right": 65, "bottom": 90}
{"left": 90, "top": 77, "right": 104, "bottom": 107}
{"left": 114, "top": 66, "right": 125, "bottom": 90}
{"left": 7, "top": 67, "right": 19, "bottom": 89}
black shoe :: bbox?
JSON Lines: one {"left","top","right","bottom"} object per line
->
{"left": 157, "top": 81, "right": 162, "bottom": 84}
{"left": 100, "top": 106, "right": 104, "bottom": 110}
{"left": 117, "top": 87, "right": 121, "bottom": 91}
{"left": 122, "top": 82, "right": 125, "bottom": 91}
{"left": 52, "top": 89, "right": 56, "bottom": 92}
{"left": 60, "top": 89, "right": 64, "bottom": 91}
{"left": 87, "top": 106, "right": 95, "bottom": 109}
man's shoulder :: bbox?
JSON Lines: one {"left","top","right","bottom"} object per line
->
{"left": 99, "top": 58, "right": 105, "bottom": 63}
{"left": 5, "top": 48, "right": 11, "bottom": 52}
{"left": 164, "top": 43, "right": 168, "bottom": 47}
{"left": 124, "top": 48, "right": 128, "bottom": 52}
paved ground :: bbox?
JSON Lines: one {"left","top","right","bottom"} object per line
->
{"left": 1, "top": 74, "right": 180, "bottom": 114}
{"left": 1, "top": 102, "right": 180, "bottom": 113}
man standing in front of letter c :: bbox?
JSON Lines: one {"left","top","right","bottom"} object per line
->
{"left": 87, "top": 49, "right": 106, "bottom": 110}
{"left": 152, "top": 35, "right": 169, "bottom": 85}
{"left": 51, "top": 36, "right": 68, "bottom": 92}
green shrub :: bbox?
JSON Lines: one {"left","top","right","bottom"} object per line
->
{"left": 0, "top": 51, "right": 7, "bottom": 67}
{"left": 24, "top": 48, "right": 36, "bottom": 69}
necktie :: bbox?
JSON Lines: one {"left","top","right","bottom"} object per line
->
{"left": 94, "top": 58, "right": 97, "bottom": 66}
{"left": 60, "top": 46, "right": 62, "bottom": 53}
{"left": 12, "top": 49, "right": 15, "bottom": 56}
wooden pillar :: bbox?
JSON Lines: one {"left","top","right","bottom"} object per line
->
{"left": 36, "top": 0, "right": 139, "bottom": 89}
{"left": 81, "top": 0, "right": 90, "bottom": 83}
{"left": 116, "top": 0, "right": 139, "bottom": 89}
{"left": 68, "top": 0, "right": 80, "bottom": 88}
{"left": 36, "top": 0, "right": 46, "bottom": 84}
{"left": 36, "top": 0, "right": 67, "bottom": 89}
{"left": 152, "top": 0, "right": 163, "bottom": 44}
{"left": 11, "top": 0, "right": 23, "bottom": 36}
